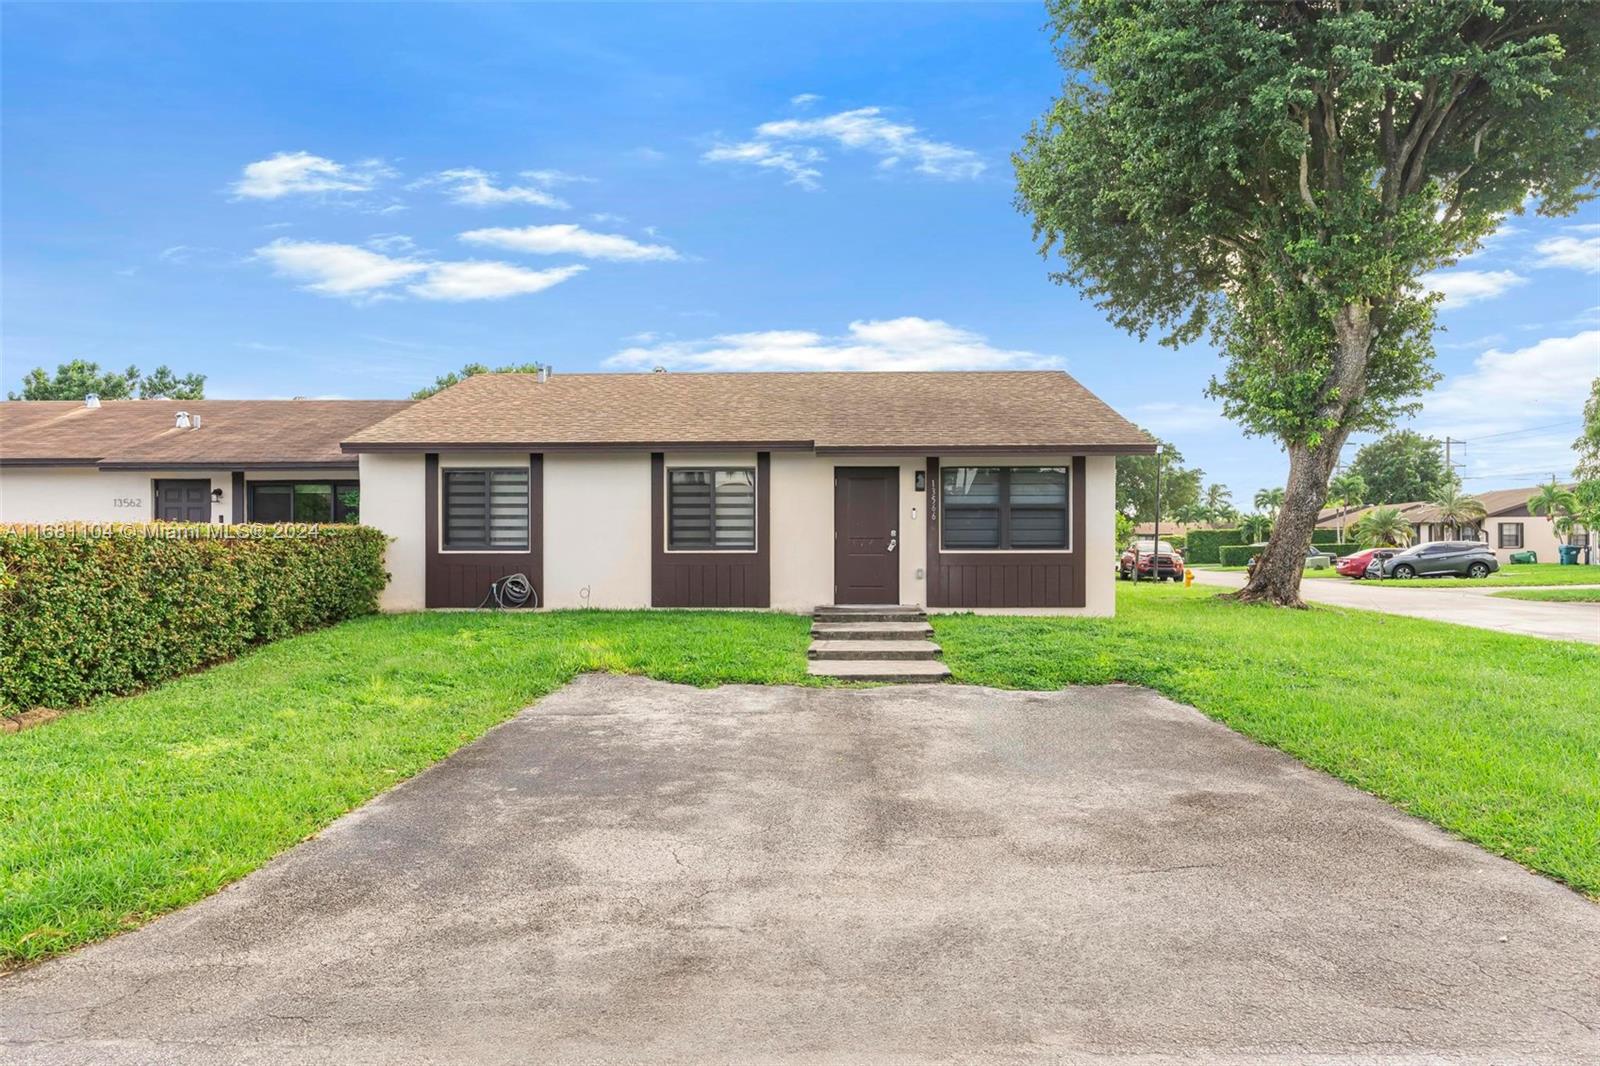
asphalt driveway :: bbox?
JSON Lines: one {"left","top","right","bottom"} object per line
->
{"left": 1190, "top": 567, "right": 1600, "bottom": 644}
{"left": 4, "top": 675, "right": 1598, "bottom": 1065}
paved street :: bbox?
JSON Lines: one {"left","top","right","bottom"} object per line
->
{"left": 1188, "top": 568, "right": 1600, "bottom": 644}
{"left": 4, "top": 674, "right": 1598, "bottom": 1065}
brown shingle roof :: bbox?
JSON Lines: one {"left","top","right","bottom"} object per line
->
{"left": 0, "top": 399, "right": 412, "bottom": 468}
{"left": 342, "top": 371, "right": 1156, "bottom": 453}
{"left": 1315, "top": 484, "right": 1570, "bottom": 528}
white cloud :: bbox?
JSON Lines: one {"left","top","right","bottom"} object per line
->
{"left": 253, "top": 238, "right": 584, "bottom": 302}
{"left": 420, "top": 168, "right": 568, "bottom": 208}
{"left": 703, "top": 141, "right": 824, "bottom": 190}
{"left": 790, "top": 92, "right": 822, "bottom": 107}
{"left": 1420, "top": 268, "right": 1528, "bottom": 308}
{"left": 255, "top": 239, "right": 426, "bottom": 298}
{"left": 518, "top": 168, "right": 593, "bottom": 186}
{"left": 460, "top": 223, "right": 680, "bottom": 262}
{"left": 630, "top": 147, "right": 667, "bottom": 163}
{"left": 1131, "top": 401, "right": 1228, "bottom": 435}
{"left": 366, "top": 234, "right": 419, "bottom": 255}
{"left": 1533, "top": 235, "right": 1600, "bottom": 273}
{"left": 408, "top": 262, "right": 586, "bottom": 302}
{"left": 232, "top": 152, "right": 393, "bottom": 200}
{"left": 606, "top": 316, "right": 1056, "bottom": 372}
{"left": 705, "top": 105, "right": 984, "bottom": 189}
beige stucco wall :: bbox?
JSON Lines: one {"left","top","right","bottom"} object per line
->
{"left": 0, "top": 465, "right": 348, "bottom": 525}
{"left": 358, "top": 453, "right": 426, "bottom": 611}
{"left": 544, "top": 453, "right": 652, "bottom": 608}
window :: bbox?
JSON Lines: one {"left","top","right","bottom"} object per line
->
{"left": 941, "top": 466, "right": 1068, "bottom": 550}
{"left": 1498, "top": 522, "right": 1523, "bottom": 549}
{"left": 443, "top": 468, "right": 529, "bottom": 550}
{"left": 248, "top": 481, "right": 359, "bottom": 523}
{"left": 669, "top": 467, "right": 755, "bottom": 550}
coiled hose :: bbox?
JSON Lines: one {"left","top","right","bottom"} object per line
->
{"left": 479, "top": 572, "right": 537, "bottom": 610}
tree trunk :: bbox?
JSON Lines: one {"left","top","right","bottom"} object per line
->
{"left": 1234, "top": 303, "right": 1372, "bottom": 607}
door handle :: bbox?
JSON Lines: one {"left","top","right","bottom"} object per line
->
{"left": 888, "top": 529, "right": 897, "bottom": 552}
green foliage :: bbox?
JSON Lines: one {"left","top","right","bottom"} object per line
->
{"left": 1429, "top": 484, "right": 1487, "bottom": 535}
{"left": 1115, "top": 432, "right": 1203, "bottom": 522}
{"left": 1201, "top": 483, "right": 1234, "bottom": 524}
{"left": 8, "top": 360, "right": 206, "bottom": 401}
{"left": 1327, "top": 470, "right": 1368, "bottom": 510}
{"left": 412, "top": 361, "right": 546, "bottom": 400}
{"left": 1219, "top": 544, "right": 1264, "bottom": 568}
{"left": 1185, "top": 527, "right": 1245, "bottom": 564}
{"left": 1253, "top": 486, "right": 1286, "bottom": 516}
{"left": 1351, "top": 430, "right": 1452, "bottom": 504}
{"left": 1311, "top": 528, "right": 1339, "bottom": 545}
{"left": 1115, "top": 511, "right": 1136, "bottom": 551}
{"left": 1238, "top": 513, "right": 1273, "bottom": 542}
{"left": 1527, "top": 478, "right": 1578, "bottom": 526}
{"left": 1351, "top": 505, "right": 1415, "bottom": 547}
{"left": 0, "top": 524, "right": 388, "bottom": 711}
{"left": 1576, "top": 378, "right": 1600, "bottom": 480}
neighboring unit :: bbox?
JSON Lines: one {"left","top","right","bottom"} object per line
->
{"left": 342, "top": 370, "right": 1153, "bottom": 614}
{"left": 1317, "top": 484, "right": 1589, "bottom": 565}
{"left": 0, "top": 399, "right": 412, "bottom": 524}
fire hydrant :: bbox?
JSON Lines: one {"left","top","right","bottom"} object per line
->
{"left": 1184, "top": 569, "right": 1195, "bottom": 588}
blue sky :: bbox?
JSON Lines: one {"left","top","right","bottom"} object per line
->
{"left": 4, "top": 2, "right": 1597, "bottom": 500}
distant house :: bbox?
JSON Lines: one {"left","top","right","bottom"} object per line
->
{"left": 1316, "top": 484, "right": 1585, "bottom": 564}
{"left": 0, "top": 399, "right": 411, "bottom": 524}
{"left": 3, "top": 370, "right": 1156, "bottom": 616}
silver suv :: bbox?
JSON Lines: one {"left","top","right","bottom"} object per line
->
{"left": 1367, "top": 541, "right": 1500, "bottom": 579}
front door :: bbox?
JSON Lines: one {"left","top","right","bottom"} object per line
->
{"left": 155, "top": 479, "right": 210, "bottom": 522}
{"left": 834, "top": 467, "right": 899, "bottom": 604}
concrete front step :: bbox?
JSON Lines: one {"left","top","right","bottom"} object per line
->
{"left": 808, "top": 639, "right": 941, "bottom": 661}
{"left": 814, "top": 610, "right": 928, "bottom": 624}
{"left": 810, "top": 621, "right": 934, "bottom": 641}
{"left": 807, "top": 659, "right": 952, "bottom": 682}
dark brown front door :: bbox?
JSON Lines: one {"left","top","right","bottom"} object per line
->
{"left": 155, "top": 479, "right": 210, "bottom": 522}
{"left": 834, "top": 467, "right": 899, "bottom": 604}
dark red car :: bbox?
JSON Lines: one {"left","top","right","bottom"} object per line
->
{"left": 1336, "top": 547, "right": 1393, "bottom": 578}
{"left": 1119, "top": 539, "right": 1185, "bottom": 581}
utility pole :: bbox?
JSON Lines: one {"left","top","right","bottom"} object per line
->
{"left": 1149, "top": 446, "right": 1162, "bottom": 584}
{"left": 1444, "top": 437, "right": 1463, "bottom": 485}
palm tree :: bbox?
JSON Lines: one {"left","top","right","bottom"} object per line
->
{"left": 1326, "top": 471, "right": 1367, "bottom": 541}
{"left": 1429, "top": 484, "right": 1487, "bottom": 540}
{"left": 1172, "top": 502, "right": 1207, "bottom": 527}
{"left": 1528, "top": 479, "right": 1578, "bottom": 542}
{"left": 1202, "top": 484, "right": 1233, "bottom": 527}
{"left": 1253, "top": 486, "right": 1285, "bottom": 519}
{"left": 1351, "top": 506, "right": 1414, "bottom": 549}
{"left": 1238, "top": 512, "right": 1273, "bottom": 543}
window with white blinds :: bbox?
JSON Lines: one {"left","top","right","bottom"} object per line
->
{"left": 443, "top": 468, "right": 530, "bottom": 550}
{"left": 668, "top": 467, "right": 756, "bottom": 550}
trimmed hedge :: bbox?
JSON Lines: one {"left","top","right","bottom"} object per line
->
{"left": 1, "top": 523, "right": 389, "bottom": 711}
{"left": 1185, "top": 528, "right": 1244, "bottom": 564}
{"left": 1219, "top": 541, "right": 1364, "bottom": 567}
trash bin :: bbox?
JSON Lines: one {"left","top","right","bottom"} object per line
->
{"left": 1509, "top": 550, "right": 1538, "bottom": 565}
{"left": 1559, "top": 545, "right": 1581, "bottom": 565}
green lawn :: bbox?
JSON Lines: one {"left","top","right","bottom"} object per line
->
{"left": 5, "top": 588, "right": 1598, "bottom": 969}
{"left": 1491, "top": 587, "right": 1600, "bottom": 603}
{"left": 1193, "top": 564, "right": 1340, "bottom": 577}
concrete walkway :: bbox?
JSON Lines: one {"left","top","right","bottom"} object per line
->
{"left": 1189, "top": 568, "right": 1600, "bottom": 644}
{"left": 4, "top": 675, "right": 1598, "bottom": 1065}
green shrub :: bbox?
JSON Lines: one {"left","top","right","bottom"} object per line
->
{"left": 1186, "top": 528, "right": 1244, "bottom": 564}
{"left": 0, "top": 523, "right": 389, "bottom": 711}
{"left": 1311, "top": 528, "right": 1340, "bottom": 544}
{"left": 1325, "top": 541, "right": 1362, "bottom": 557}
{"left": 1218, "top": 543, "right": 1262, "bottom": 567}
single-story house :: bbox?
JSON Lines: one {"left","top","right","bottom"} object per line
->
{"left": 3, "top": 371, "right": 1155, "bottom": 615}
{"left": 0, "top": 399, "right": 411, "bottom": 524}
{"left": 1316, "top": 484, "right": 1588, "bottom": 564}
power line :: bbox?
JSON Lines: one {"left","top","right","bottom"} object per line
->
{"left": 1451, "top": 419, "right": 1583, "bottom": 443}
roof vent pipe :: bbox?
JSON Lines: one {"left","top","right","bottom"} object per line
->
{"left": 191, "top": 414, "right": 202, "bottom": 430}
{"left": 536, "top": 365, "right": 551, "bottom": 384}
{"left": 652, "top": 366, "right": 667, "bottom": 374}
{"left": 175, "top": 411, "right": 191, "bottom": 429}
{"left": 84, "top": 394, "right": 100, "bottom": 408}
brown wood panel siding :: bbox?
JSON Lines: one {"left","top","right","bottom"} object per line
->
{"left": 651, "top": 451, "right": 770, "bottom": 607}
{"left": 424, "top": 452, "right": 543, "bottom": 608}
{"left": 926, "top": 455, "right": 1086, "bottom": 609}
{"left": 230, "top": 471, "right": 245, "bottom": 523}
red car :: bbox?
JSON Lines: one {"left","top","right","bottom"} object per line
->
{"left": 1119, "top": 539, "right": 1185, "bottom": 581}
{"left": 1336, "top": 547, "right": 1393, "bottom": 578}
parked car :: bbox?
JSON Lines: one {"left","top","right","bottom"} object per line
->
{"left": 1119, "top": 539, "right": 1185, "bottom": 581}
{"left": 1366, "top": 541, "right": 1501, "bottom": 579}
{"left": 1305, "top": 545, "right": 1337, "bottom": 569}
{"left": 1336, "top": 547, "right": 1394, "bottom": 578}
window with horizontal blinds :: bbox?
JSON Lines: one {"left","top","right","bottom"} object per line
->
{"left": 668, "top": 467, "right": 756, "bottom": 550}
{"left": 941, "top": 466, "right": 1068, "bottom": 551}
{"left": 443, "top": 468, "right": 529, "bottom": 550}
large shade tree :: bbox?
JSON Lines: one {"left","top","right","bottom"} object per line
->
{"left": 1350, "top": 430, "right": 1453, "bottom": 504}
{"left": 9, "top": 360, "right": 205, "bottom": 401}
{"left": 1115, "top": 431, "right": 1203, "bottom": 522}
{"left": 1015, "top": 0, "right": 1600, "bottom": 605}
